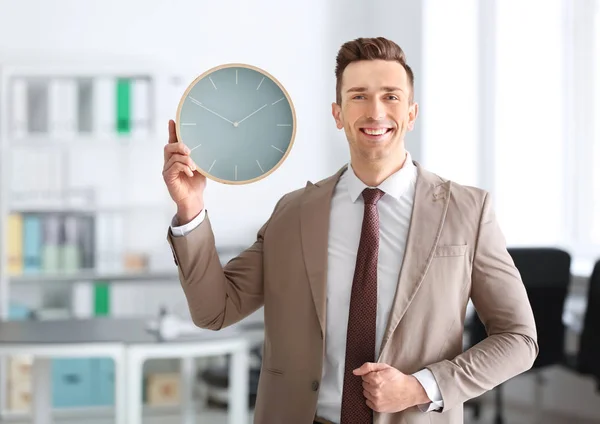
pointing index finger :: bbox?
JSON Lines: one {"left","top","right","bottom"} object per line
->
{"left": 168, "top": 119, "right": 179, "bottom": 144}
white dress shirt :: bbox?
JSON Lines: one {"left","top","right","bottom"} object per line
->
{"left": 170, "top": 152, "right": 444, "bottom": 420}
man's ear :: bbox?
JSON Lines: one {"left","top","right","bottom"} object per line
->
{"left": 332, "top": 102, "right": 344, "bottom": 130}
{"left": 408, "top": 102, "right": 419, "bottom": 131}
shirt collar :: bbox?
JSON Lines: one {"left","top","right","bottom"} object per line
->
{"left": 346, "top": 151, "right": 417, "bottom": 203}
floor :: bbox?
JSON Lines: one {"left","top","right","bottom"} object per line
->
{"left": 463, "top": 404, "right": 600, "bottom": 424}
{"left": 4, "top": 403, "right": 600, "bottom": 424}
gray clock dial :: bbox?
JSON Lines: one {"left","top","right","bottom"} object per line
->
{"left": 176, "top": 64, "right": 296, "bottom": 184}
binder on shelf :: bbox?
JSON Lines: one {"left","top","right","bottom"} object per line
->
{"left": 78, "top": 214, "right": 95, "bottom": 270}
{"left": 41, "top": 214, "right": 61, "bottom": 273}
{"left": 94, "top": 77, "right": 116, "bottom": 139}
{"left": 11, "top": 78, "right": 28, "bottom": 139}
{"left": 49, "top": 78, "right": 77, "bottom": 139}
{"left": 77, "top": 78, "right": 94, "bottom": 134}
{"left": 94, "top": 281, "right": 110, "bottom": 316}
{"left": 26, "top": 79, "right": 49, "bottom": 134}
{"left": 7, "top": 214, "right": 24, "bottom": 275}
{"left": 23, "top": 214, "right": 42, "bottom": 273}
{"left": 116, "top": 78, "right": 131, "bottom": 134}
{"left": 132, "top": 77, "right": 151, "bottom": 138}
{"left": 61, "top": 214, "right": 80, "bottom": 272}
{"left": 71, "top": 281, "right": 94, "bottom": 318}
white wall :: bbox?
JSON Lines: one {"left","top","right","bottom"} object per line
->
{"left": 421, "top": 0, "right": 480, "bottom": 187}
{"left": 0, "top": 0, "right": 335, "bottom": 249}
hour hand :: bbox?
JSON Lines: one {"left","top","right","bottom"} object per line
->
{"left": 189, "top": 96, "right": 235, "bottom": 125}
{"left": 237, "top": 104, "right": 268, "bottom": 125}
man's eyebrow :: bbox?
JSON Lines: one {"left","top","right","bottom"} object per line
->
{"left": 345, "top": 86, "right": 406, "bottom": 93}
{"left": 381, "top": 86, "right": 405, "bottom": 93}
{"left": 346, "top": 87, "right": 367, "bottom": 93}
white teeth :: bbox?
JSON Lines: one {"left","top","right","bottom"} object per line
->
{"left": 363, "top": 128, "right": 388, "bottom": 135}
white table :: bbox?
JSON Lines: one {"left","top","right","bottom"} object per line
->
{"left": 125, "top": 335, "right": 249, "bottom": 424}
{"left": 0, "top": 344, "right": 126, "bottom": 424}
{"left": 0, "top": 317, "right": 251, "bottom": 424}
{"left": 0, "top": 319, "right": 128, "bottom": 424}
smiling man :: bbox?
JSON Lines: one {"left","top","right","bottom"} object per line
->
{"left": 164, "top": 37, "right": 538, "bottom": 424}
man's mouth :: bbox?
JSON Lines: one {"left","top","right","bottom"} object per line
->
{"left": 359, "top": 127, "right": 393, "bottom": 139}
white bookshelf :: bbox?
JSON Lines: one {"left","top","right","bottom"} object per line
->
{"left": 0, "top": 58, "right": 191, "bottom": 417}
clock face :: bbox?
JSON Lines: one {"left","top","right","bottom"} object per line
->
{"left": 176, "top": 64, "right": 296, "bottom": 184}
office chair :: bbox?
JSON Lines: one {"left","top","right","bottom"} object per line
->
{"left": 569, "top": 259, "right": 600, "bottom": 391}
{"left": 465, "top": 247, "right": 571, "bottom": 424}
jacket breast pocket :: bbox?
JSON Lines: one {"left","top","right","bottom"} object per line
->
{"left": 434, "top": 244, "right": 468, "bottom": 257}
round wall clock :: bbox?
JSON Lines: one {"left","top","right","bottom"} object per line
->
{"left": 175, "top": 63, "right": 297, "bottom": 185}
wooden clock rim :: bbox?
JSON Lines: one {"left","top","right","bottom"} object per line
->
{"left": 175, "top": 62, "right": 297, "bottom": 185}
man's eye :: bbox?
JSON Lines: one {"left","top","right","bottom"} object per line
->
{"left": 353, "top": 95, "right": 365, "bottom": 100}
{"left": 387, "top": 95, "right": 399, "bottom": 100}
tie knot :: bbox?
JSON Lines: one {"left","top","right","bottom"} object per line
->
{"left": 362, "top": 188, "right": 385, "bottom": 205}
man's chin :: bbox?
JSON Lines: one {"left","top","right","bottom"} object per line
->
{"left": 351, "top": 138, "right": 404, "bottom": 162}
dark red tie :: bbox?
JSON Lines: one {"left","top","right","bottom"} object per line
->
{"left": 341, "top": 188, "right": 385, "bottom": 424}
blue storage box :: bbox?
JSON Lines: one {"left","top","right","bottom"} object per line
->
{"left": 91, "top": 358, "right": 114, "bottom": 406}
{"left": 52, "top": 358, "right": 93, "bottom": 408}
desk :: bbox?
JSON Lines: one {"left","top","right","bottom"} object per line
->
{"left": 124, "top": 328, "right": 250, "bottom": 424}
{"left": 0, "top": 318, "right": 250, "bottom": 424}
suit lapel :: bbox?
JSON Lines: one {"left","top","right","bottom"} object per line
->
{"left": 300, "top": 165, "right": 347, "bottom": 338}
{"left": 378, "top": 162, "right": 452, "bottom": 359}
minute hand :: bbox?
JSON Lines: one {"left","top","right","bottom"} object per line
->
{"left": 197, "top": 104, "right": 235, "bottom": 125}
{"left": 237, "top": 104, "right": 268, "bottom": 125}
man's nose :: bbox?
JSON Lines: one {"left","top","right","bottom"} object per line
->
{"left": 366, "top": 99, "right": 386, "bottom": 120}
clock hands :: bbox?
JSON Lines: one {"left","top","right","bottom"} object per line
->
{"left": 236, "top": 104, "right": 268, "bottom": 126}
{"left": 189, "top": 96, "right": 235, "bottom": 125}
{"left": 190, "top": 95, "right": 277, "bottom": 128}
{"left": 197, "top": 103, "right": 236, "bottom": 125}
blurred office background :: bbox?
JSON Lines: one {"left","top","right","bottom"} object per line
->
{"left": 0, "top": 0, "right": 599, "bottom": 423}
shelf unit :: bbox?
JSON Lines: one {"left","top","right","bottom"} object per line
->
{"left": 0, "top": 58, "right": 189, "bottom": 416}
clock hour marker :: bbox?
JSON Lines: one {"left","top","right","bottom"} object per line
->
{"left": 189, "top": 96, "right": 202, "bottom": 106}
{"left": 256, "top": 160, "right": 265, "bottom": 173}
{"left": 272, "top": 97, "right": 285, "bottom": 105}
{"left": 209, "top": 77, "right": 217, "bottom": 90}
{"left": 236, "top": 70, "right": 238, "bottom": 85}
{"left": 181, "top": 123, "right": 197, "bottom": 126}
{"left": 208, "top": 159, "right": 216, "bottom": 173}
{"left": 235, "top": 165, "right": 238, "bottom": 180}
{"left": 256, "top": 77, "right": 265, "bottom": 90}
{"left": 271, "top": 145, "right": 285, "bottom": 154}
{"left": 190, "top": 144, "right": 201, "bottom": 151}
{"left": 276, "top": 124, "right": 291, "bottom": 127}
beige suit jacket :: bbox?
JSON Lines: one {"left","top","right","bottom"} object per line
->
{"left": 167, "top": 161, "right": 539, "bottom": 424}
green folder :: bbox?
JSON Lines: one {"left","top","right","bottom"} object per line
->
{"left": 94, "top": 282, "right": 110, "bottom": 316}
{"left": 116, "top": 78, "right": 131, "bottom": 134}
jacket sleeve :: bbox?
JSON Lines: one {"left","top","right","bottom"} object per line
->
{"left": 426, "top": 192, "right": 539, "bottom": 411}
{"left": 166, "top": 196, "right": 285, "bottom": 330}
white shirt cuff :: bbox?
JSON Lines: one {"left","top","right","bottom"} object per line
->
{"left": 412, "top": 368, "right": 444, "bottom": 412}
{"left": 170, "top": 209, "right": 206, "bottom": 237}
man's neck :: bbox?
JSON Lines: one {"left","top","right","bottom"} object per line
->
{"left": 351, "top": 151, "right": 408, "bottom": 187}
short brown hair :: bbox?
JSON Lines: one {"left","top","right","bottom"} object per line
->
{"left": 334, "top": 37, "right": 415, "bottom": 105}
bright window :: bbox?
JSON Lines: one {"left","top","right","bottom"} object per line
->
{"left": 493, "top": 0, "right": 566, "bottom": 246}
{"left": 592, "top": 0, "right": 600, "bottom": 244}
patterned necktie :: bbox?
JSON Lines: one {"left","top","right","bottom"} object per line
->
{"left": 340, "top": 188, "right": 385, "bottom": 424}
